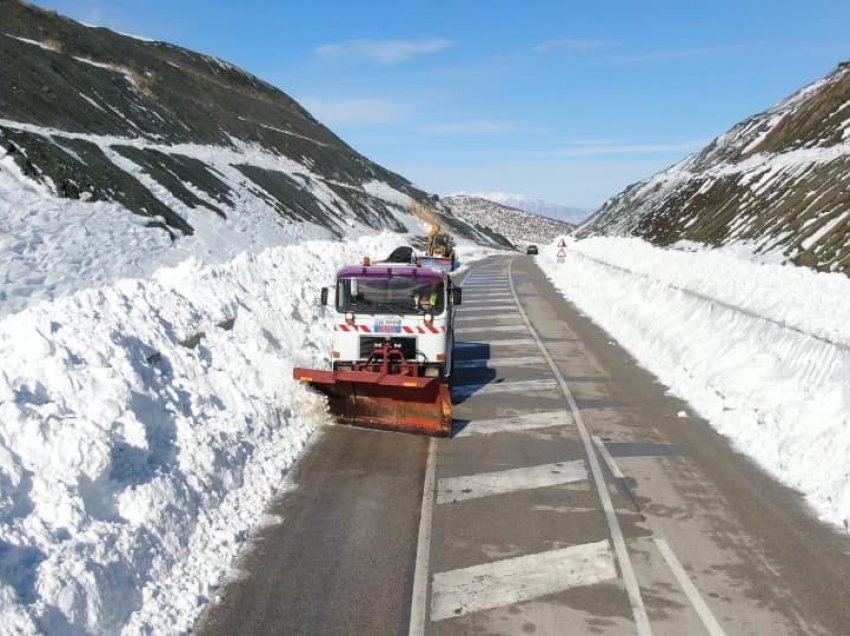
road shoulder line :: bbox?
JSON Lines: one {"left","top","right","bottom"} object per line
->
{"left": 408, "top": 437, "right": 437, "bottom": 636}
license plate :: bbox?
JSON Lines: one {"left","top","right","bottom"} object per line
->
{"left": 374, "top": 319, "right": 402, "bottom": 334}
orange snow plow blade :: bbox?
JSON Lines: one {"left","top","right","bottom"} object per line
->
{"left": 293, "top": 344, "right": 452, "bottom": 436}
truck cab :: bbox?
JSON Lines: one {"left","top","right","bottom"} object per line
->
{"left": 321, "top": 262, "right": 461, "bottom": 380}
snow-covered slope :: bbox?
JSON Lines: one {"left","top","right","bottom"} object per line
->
{"left": 0, "top": 230, "right": 497, "bottom": 634}
{"left": 467, "top": 192, "right": 591, "bottom": 224}
{"left": 0, "top": 1, "right": 500, "bottom": 249}
{"left": 580, "top": 61, "right": 850, "bottom": 275}
{"left": 445, "top": 194, "right": 575, "bottom": 249}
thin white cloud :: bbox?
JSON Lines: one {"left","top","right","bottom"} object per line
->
{"left": 314, "top": 38, "right": 455, "bottom": 64}
{"left": 533, "top": 38, "right": 620, "bottom": 53}
{"left": 624, "top": 43, "right": 760, "bottom": 63}
{"left": 420, "top": 120, "right": 514, "bottom": 135}
{"left": 301, "top": 98, "right": 409, "bottom": 127}
{"left": 548, "top": 141, "right": 705, "bottom": 157}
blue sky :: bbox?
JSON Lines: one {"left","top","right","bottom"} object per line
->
{"left": 34, "top": 0, "right": 850, "bottom": 209}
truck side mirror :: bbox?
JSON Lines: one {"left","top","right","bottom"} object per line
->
{"left": 452, "top": 288, "right": 462, "bottom": 306}
{"left": 320, "top": 287, "right": 329, "bottom": 306}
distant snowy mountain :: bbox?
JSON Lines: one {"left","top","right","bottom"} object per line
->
{"left": 581, "top": 61, "right": 850, "bottom": 275}
{"left": 444, "top": 195, "right": 575, "bottom": 248}
{"left": 467, "top": 192, "right": 591, "bottom": 224}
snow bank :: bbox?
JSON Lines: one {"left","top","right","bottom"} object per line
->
{"left": 0, "top": 144, "right": 330, "bottom": 320}
{"left": 0, "top": 232, "right": 409, "bottom": 634}
{"left": 538, "top": 237, "right": 850, "bottom": 530}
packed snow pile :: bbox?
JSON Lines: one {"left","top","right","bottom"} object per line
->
{"left": 0, "top": 230, "right": 494, "bottom": 634}
{"left": 538, "top": 237, "right": 850, "bottom": 529}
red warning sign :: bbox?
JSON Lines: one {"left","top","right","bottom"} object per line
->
{"left": 556, "top": 236, "right": 567, "bottom": 263}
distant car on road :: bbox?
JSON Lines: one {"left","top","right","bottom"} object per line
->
{"left": 526, "top": 244, "right": 539, "bottom": 255}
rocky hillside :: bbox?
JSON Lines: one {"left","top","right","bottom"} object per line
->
{"left": 469, "top": 192, "right": 590, "bottom": 224}
{"left": 581, "top": 61, "right": 850, "bottom": 274}
{"left": 445, "top": 195, "right": 575, "bottom": 248}
{"left": 0, "top": 0, "right": 503, "bottom": 245}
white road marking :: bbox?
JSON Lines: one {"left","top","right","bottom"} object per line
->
{"left": 437, "top": 460, "right": 587, "bottom": 504}
{"left": 453, "top": 378, "right": 559, "bottom": 399}
{"left": 463, "top": 290, "right": 513, "bottom": 295}
{"left": 654, "top": 538, "right": 727, "bottom": 636}
{"left": 459, "top": 308, "right": 516, "bottom": 314}
{"left": 456, "top": 338, "right": 535, "bottom": 347}
{"left": 462, "top": 283, "right": 510, "bottom": 288}
{"left": 508, "top": 259, "right": 653, "bottom": 636}
{"left": 453, "top": 356, "right": 545, "bottom": 369}
{"left": 461, "top": 294, "right": 514, "bottom": 307}
{"left": 430, "top": 540, "right": 616, "bottom": 621}
{"left": 456, "top": 315, "right": 519, "bottom": 323}
{"left": 464, "top": 279, "right": 509, "bottom": 284}
{"left": 454, "top": 410, "right": 572, "bottom": 437}
{"left": 460, "top": 305, "right": 515, "bottom": 311}
{"left": 460, "top": 308, "right": 519, "bottom": 316}
{"left": 408, "top": 438, "right": 437, "bottom": 636}
{"left": 456, "top": 325, "right": 526, "bottom": 333}
{"left": 592, "top": 436, "right": 625, "bottom": 479}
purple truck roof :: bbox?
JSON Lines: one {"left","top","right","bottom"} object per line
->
{"left": 337, "top": 264, "right": 445, "bottom": 280}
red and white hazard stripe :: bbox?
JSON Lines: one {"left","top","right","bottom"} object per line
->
{"left": 338, "top": 324, "right": 446, "bottom": 333}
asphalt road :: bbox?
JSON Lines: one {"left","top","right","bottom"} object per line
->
{"left": 195, "top": 254, "right": 850, "bottom": 635}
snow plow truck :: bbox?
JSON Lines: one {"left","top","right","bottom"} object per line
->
{"left": 293, "top": 258, "right": 462, "bottom": 436}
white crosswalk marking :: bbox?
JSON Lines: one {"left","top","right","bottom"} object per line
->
{"left": 456, "top": 325, "right": 525, "bottom": 333}
{"left": 456, "top": 315, "right": 518, "bottom": 323}
{"left": 430, "top": 541, "right": 616, "bottom": 621}
{"left": 437, "top": 460, "right": 586, "bottom": 504}
{"left": 454, "top": 411, "right": 571, "bottom": 437}
{"left": 453, "top": 356, "right": 545, "bottom": 369}
{"left": 453, "top": 378, "right": 559, "bottom": 399}
{"left": 456, "top": 338, "right": 535, "bottom": 347}
{"left": 462, "top": 297, "right": 514, "bottom": 302}
{"left": 460, "top": 306, "right": 515, "bottom": 312}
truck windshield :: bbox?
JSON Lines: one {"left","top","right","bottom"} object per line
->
{"left": 337, "top": 276, "right": 445, "bottom": 315}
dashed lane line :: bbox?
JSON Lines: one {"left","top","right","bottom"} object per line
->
{"left": 437, "top": 460, "right": 587, "bottom": 504}
{"left": 454, "top": 410, "right": 571, "bottom": 437}
{"left": 430, "top": 540, "right": 617, "bottom": 622}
